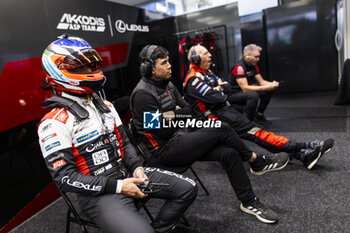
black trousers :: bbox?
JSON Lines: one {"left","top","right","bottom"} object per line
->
{"left": 76, "top": 168, "right": 198, "bottom": 233}
{"left": 154, "top": 123, "right": 256, "bottom": 203}
{"left": 228, "top": 90, "right": 274, "bottom": 121}
{"left": 215, "top": 106, "right": 306, "bottom": 153}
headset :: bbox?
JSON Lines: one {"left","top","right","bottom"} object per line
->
{"left": 189, "top": 45, "right": 201, "bottom": 66}
{"left": 139, "top": 45, "right": 158, "bottom": 78}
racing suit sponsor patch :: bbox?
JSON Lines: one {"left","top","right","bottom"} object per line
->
{"left": 77, "top": 130, "right": 99, "bottom": 143}
{"left": 55, "top": 110, "right": 69, "bottom": 123}
{"left": 92, "top": 149, "right": 109, "bottom": 165}
{"left": 94, "top": 167, "right": 105, "bottom": 175}
{"left": 191, "top": 78, "right": 199, "bottom": 86}
{"left": 105, "top": 163, "right": 112, "bottom": 170}
{"left": 45, "top": 141, "right": 61, "bottom": 151}
{"left": 48, "top": 153, "right": 65, "bottom": 162}
{"left": 105, "top": 101, "right": 113, "bottom": 108}
{"left": 41, "top": 133, "right": 57, "bottom": 143}
{"left": 61, "top": 176, "right": 102, "bottom": 192}
{"left": 52, "top": 159, "right": 66, "bottom": 169}
{"left": 40, "top": 123, "right": 52, "bottom": 133}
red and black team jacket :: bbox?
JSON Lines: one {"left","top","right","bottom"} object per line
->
{"left": 183, "top": 64, "right": 229, "bottom": 120}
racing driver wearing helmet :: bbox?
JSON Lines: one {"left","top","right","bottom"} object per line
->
{"left": 38, "top": 35, "right": 197, "bottom": 233}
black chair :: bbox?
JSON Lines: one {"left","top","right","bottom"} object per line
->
{"left": 125, "top": 120, "right": 210, "bottom": 196}
{"left": 58, "top": 188, "right": 153, "bottom": 233}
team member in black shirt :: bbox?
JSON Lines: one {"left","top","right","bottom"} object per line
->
{"left": 228, "top": 44, "right": 278, "bottom": 122}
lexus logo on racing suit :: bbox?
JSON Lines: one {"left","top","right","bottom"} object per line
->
{"left": 115, "top": 19, "right": 149, "bottom": 33}
{"left": 57, "top": 13, "right": 106, "bottom": 32}
{"left": 61, "top": 176, "right": 102, "bottom": 191}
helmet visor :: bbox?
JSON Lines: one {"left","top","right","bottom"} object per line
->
{"left": 64, "top": 48, "right": 103, "bottom": 70}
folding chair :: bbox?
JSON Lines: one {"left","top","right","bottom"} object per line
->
{"left": 125, "top": 120, "right": 210, "bottom": 196}
{"left": 57, "top": 188, "right": 154, "bottom": 233}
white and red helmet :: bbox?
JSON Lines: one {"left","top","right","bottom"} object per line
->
{"left": 42, "top": 34, "right": 105, "bottom": 94}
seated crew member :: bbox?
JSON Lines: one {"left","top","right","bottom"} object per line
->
{"left": 227, "top": 44, "right": 278, "bottom": 122}
{"left": 37, "top": 35, "right": 198, "bottom": 233}
{"left": 131, "top": 45, "right": 291, "bottom": 224}
{"left": 183, "top": 44, "right": 334, "bottom": 171}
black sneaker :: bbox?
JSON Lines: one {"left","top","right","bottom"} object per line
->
{"left": 255, "top": 114, "right": 271, "bottom": 126}
{"left": 240, "top": 197, "right": 278, "bottom": 224}
{"left": 308, "top": 138, "right": 334, "bottom": 156}
{"left": 301, "top": 146, "right": 321, "bottom": 170}
{"left": 250, "top": 152, "right": 289, "bottom": 175}
{"left": 255, "top": 113, "right": 268, "bottom": 122}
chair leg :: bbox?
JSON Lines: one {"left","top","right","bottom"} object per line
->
{"left": 142, "top": 205, "right": 154, "bottom": 221}
{"left": 190, "top": 167, "right": 210, "bottom": 195}
{"left": 66, "top": 209, "right": 71, "bottom": 233}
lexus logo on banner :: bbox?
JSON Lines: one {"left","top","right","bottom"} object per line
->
{"left": 115, "top": 19, "right": 149, "bottom": 33}
{"left": 57, "top": 13, "right": 106, "bottom": 32}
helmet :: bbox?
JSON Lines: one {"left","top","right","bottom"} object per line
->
{"left": 42, "top": 34, "right": 105, "bottom": 94}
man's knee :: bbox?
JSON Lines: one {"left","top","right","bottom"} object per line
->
{"left": 262, "top": 89, "right": 274, "bottom": 95}
{"left": 171, "top": 173, "right": 198, "bottom": 201}
{"left": 217, "top": 147, "right": 242, "bottom": 165}
{"left": 182, "top": 179, "right": 198, "bottom": 201}
{"left": 246, "top": 91, "right": 259, "bottom": 101}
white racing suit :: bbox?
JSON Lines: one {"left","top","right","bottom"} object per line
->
{"left": 37, "top": 92, "right": 197, "bottom": 233}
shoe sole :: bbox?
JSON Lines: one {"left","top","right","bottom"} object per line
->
{"left": 307, "top": 151, "right": 322, "bottom": 170}
{"left": 307, "top": 140, "right": 334, "bottom": 170}
{"left": 250, "top": 157, "right": 289, "bottom": 176}
{"left": 240, "top": 203, "right": 277, "bottom": 224}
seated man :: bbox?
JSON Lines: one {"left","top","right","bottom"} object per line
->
{"left": 183, "top": 44, "right": 334, "bottom": 170}
{"left": 38, "top": 35, "right": 197, "bottom": 233}
{"left": 227, "top": 44, "right": 278, "bottom": 122}
{"left": 131, "top": 45, "right": 290, "bottom": 224}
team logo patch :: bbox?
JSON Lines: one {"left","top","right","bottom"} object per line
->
{"left": 52, "top": 159, "right": 66, "bottom": 169}
{"left": 56, "top": 13, "right": 105, "bottom": 32}
{"left": 45, "top": 141, "right": 61, "bottom": 151}
{"left": 92, "top": 149, "right": 109, "bottom": 165}
{"left": 143, "top": 110, "right": 161, "bottom": 129}
{"left": 237, "top": 66, "right": 245, "bottom": 76}
{"left": 77, "top": 130, "right": 99, "bottom": 143}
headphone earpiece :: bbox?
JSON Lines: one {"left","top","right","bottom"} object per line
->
{"left": 189, "top": 46, "right": 201, "bottom": 66}
{"left": 140, "top": 45, "right": 158, "bottom": 78}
